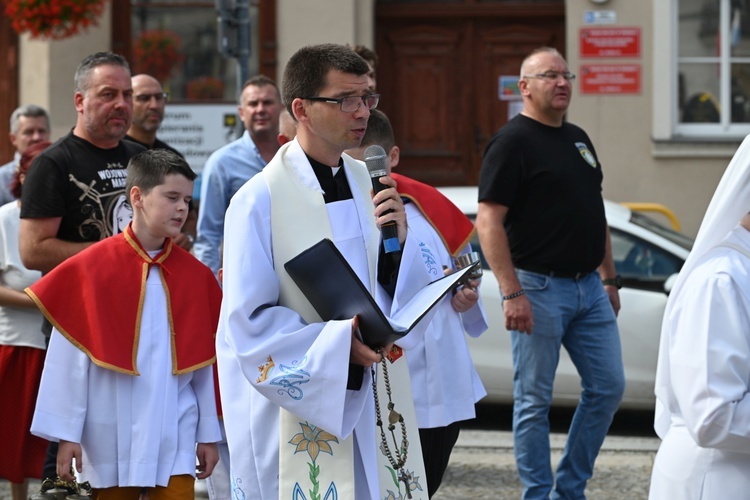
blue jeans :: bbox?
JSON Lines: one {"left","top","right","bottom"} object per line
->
{"left": 510, "top": 270, "right": 625, "bottom": 500}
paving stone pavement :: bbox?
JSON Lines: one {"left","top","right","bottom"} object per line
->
{"left": 432, "top": 430, "right": 658, "bottom": 500}
{"left": 2, "top": 430, "right": 658, "bottom": 500}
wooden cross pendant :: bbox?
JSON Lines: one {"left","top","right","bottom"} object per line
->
{"left": 398, "top": 468, "right": 413, "bottom": 499}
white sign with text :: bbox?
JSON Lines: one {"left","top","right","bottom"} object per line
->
{"left": 159, "top": 104, "right": 242, "bottom": 173}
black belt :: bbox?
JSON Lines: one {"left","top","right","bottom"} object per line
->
{"left": 519, "top": 265, "right": 591, "bottom": 280}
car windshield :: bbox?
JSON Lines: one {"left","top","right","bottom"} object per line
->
{"left": 629, "top": 212, "right": 694, "bottom": 251}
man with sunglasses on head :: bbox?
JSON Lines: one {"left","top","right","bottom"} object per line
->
{"left": 216, "top": 43, "right": 438, "bottom": 499}
{"left": 125, "top": 74, "right": 196, "bottom": 250}
{"left": 476, "top": 47, "right": 625, "bottom": 500}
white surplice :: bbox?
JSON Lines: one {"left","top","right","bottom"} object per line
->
{"left": 216, "top": 139, "right": 437, "bottom": 500}
{"left": 649, "top": 226, "right": 750, "bottom": 499}
{"left": 31, "top": 262, "right": 222, "bottom": 488}
{"left": 401, "top": 203, "right": 488, "bottom": 429}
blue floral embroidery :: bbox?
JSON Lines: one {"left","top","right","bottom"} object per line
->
{"left": 270, "top": 356, "right": 310, "bottom": 399}
{"left": 293, "top": 483, "right": 306, "bottom": 499}
{"left": 230, "top": 472, "right": 246, "bottom": 500}
{"left": 419, "top": 242, "right": 439, "bottom": 277}
{"left": 293, "top": 482, "right": 338, "bottom": 500}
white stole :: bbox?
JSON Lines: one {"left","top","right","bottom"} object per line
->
{"left": 266, "top": 139, "right": 428, "bottom": 499}
{"left": 267, "top": 140, "right": 375, "bottom": 500}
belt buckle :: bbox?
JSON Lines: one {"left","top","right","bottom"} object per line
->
{"left": 573, "top": 272, "right": 585, "bottom": 280}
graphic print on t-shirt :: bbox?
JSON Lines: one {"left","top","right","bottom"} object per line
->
{"left": 69, "top": 168, "right": 132, "bottom": 241}
{"left": 20, "top": 133, "right": 145, "bottom": 243}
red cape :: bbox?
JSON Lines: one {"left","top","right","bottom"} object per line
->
{"left": 27, "top": 224, "right": 222, "bottom": 376}
{"left": 393, "top": 173, "right": 476, "bottom": 257}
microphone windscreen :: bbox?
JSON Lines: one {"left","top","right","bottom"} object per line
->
{"left": 364, "top": 145, "right": 387, "bottom": 175}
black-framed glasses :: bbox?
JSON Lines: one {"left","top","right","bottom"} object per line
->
{"left": 304, "top": 94, "right": 380, "bottom": 112}
{"left": 134, "top": 92, "right": 170, "bottom": 103}
{"left": 524, "top": 71, "right": 576, "bottom": 82}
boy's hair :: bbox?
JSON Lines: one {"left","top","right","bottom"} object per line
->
{"left": 75, "top": 52, "right": 130, "bottom": 95}
{"left": 282, "top": 43, "right": 370, "bottom": 118}
{"left": 352, "top": 45, "right": 378, "bottom": 68}
{"left": 126, "top": 149, "right": 196, "bottom": 202}
{"left": 361, "top": 109, "right": 396, "bottom": 152}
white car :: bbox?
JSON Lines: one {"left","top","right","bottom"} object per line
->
{"left": 438, "top": 187, "right": 693, "bottom": 410}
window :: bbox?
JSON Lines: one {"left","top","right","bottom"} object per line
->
{"left": 128, "top": 0, "right": 262, "bottom": 102}
{"left": 674, "top": 0, "right": 750, "bottom": 138}
{"left": 610, "top": 228, "right": 685, "bottom": 292}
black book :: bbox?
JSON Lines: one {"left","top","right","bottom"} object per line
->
{"left": 284, "top": 238, "right": 478, "bottom": 348}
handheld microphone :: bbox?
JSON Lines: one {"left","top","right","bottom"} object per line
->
{"left": 364, "top": 145, "right": 401, "bottom": 254}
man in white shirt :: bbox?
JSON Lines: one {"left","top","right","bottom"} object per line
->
{"left": 195, "top": 75, "right": 282, "bottom": 275}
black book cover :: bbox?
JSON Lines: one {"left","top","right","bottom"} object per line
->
{"left": 284, "top": 238, "right": 477, "bottom": 348}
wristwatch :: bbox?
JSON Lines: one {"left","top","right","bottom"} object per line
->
{"left": 602, "top": 275, "right": 623, "bottom": 289}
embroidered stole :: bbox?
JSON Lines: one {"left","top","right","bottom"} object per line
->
{"left": 267, "top": 140, "right": 427, "bottom": 499}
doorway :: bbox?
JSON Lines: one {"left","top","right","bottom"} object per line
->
{"left": 375, "top": 1, "right": 565, "bottom": 186}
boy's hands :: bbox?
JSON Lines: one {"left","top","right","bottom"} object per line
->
{"left": 57, "top": 440, "right": 82, "bottom": 481}
{"left": 196, "top": 443, "right": 219, "bottom": 479}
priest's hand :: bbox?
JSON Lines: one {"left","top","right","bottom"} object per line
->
{"left": 196, "top": 442, "right": 219, "bottom": 479}
{"left": 350, "top": 316, "right": 382, "bottom": 367}
{"left": 57, "top": 440, "right": 82, "bottom": 481}
{"left": 371, "top": 175, "right": 407, "bottom": 246}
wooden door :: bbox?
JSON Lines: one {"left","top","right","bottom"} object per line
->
{"left": 376, "top": 2, "right": 565, "bottom": 186}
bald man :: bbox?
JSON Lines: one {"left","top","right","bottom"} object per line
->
{"left": 124, "top": 74, "right": 182, "bottom": 156}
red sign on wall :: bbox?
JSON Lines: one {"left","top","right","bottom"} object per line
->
{"left": 579, "top": 64, "right": 641, "bottom": 94}
{"left": 580, "top": 27, "right": 641, "bottom": 58}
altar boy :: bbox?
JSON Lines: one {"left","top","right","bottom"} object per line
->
{"left": 29, "top": 149, "right": 223, "bottom": 499}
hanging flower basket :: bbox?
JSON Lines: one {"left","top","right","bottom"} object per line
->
{"left": 185, "top": 76, "right": 225, "bottom": 101}
{"left": 3, "top": 0, "right": 107, "bottom": 39}
{"left": 132, "top": 30, "right": 184, "bottom": 82}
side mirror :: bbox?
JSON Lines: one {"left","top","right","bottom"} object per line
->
{"left": 664, "top": 273, "right": 679, "bottom": 294}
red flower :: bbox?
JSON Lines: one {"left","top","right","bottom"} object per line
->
{"left": 2, "top": 0, "right": 106, "bottom": 39}
{"left": 132, "top": 30, "right": 184, "bottom": 82}
{"left": 185, "top": 77, "right": 225, "bottom": 101}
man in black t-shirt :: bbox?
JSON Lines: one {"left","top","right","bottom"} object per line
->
{"left": 476, "top": 47, "right": 625, "bottom": 500}
{"left": 19, "top": 51, "right": 144, "bottom": 482}
{"left": 21, "top": 52, "right": 144, "bottom": 273}
{"left": 124, "top": 73, "right": 182, "bottom": 156}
